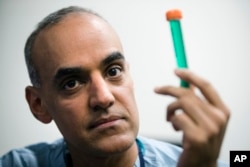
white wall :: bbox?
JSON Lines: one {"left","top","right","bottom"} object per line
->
{"left": 1, "top": 0, "right": 250, "bottom": 162}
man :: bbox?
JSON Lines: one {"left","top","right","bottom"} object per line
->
{"left": 0, "top": 6, "right": 230, "bottom": 167}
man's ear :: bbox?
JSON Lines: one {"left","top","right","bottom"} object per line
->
{"left": 25, "top": 86, "right": 52, "bottom": 124}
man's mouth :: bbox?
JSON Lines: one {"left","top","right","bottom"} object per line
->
{"left": 89, "top": 116, "right": 124, "bottom": 129}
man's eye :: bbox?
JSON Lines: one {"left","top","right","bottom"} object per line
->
{"left": 63, "top": 80, "right": 81, "bottom": 90}
{"left": 107, "top": 67, "right": 122, "bottom": 78}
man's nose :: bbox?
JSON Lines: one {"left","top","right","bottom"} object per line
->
{"left": 88, "top": 73, "right": 115, "bottom": 111}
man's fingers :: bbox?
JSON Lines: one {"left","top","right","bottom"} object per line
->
{"left": 169, "top": 110, "right": 197, "bottom": 134}
{"left": 167, "top": 98, "right": 202, "bottom": 124}
{"left": 175, "top": 69, "right": 230, "bottom": 114}
{"left": 167, "top": 97, "right": 221, "bottom": 131}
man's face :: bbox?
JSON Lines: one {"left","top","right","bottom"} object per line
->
{"left": 31, "top": 14, "right": 139, "bottom": 156}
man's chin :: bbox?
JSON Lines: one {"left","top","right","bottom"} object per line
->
{"left": 90, "top": 134, "right": 136, "bottom": 156}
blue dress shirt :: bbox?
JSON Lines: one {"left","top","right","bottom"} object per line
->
{"left": 0, "top": 136, "right": 228, "bottom": 167}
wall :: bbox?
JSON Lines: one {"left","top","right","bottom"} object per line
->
{"left": 1, "top": 0, "right": 250, "bottom": 162}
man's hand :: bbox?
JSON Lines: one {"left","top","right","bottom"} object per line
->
{"left": 154, "top": 69, "right": 230, "bottom": 167}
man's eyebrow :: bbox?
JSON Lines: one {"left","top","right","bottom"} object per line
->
{"left": 53, "top": 52, "right": 124, "bottom": 82}
{"left": 102, "top": 51, "right": 125, "bottom": 66}
{"left": 54, "top": 67, "right": 84, "bottom": 82}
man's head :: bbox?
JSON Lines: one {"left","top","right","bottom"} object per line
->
{"left": 25, "top": 6, "right": 103, "bottom": 87}
{"left": 24, "top": 6, "right": 139, "bottom": 157}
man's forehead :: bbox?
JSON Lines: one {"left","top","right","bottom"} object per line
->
{"left": 32, "top": 13, "right": 118, "bottom": 57}
{"left": 35, "top": 13, "right": 117, "bottom": 46}
{"left": 31, "top": 12, "right": 123, "bottom": 81}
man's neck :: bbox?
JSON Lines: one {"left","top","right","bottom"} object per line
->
{"left": 68, "top": 141, "right": 138, "bottom": 167}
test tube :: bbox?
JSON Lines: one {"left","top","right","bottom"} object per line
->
{"left": 166, "top": 9, "right": 189, "bottom": 88}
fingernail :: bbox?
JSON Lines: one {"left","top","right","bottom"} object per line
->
{"left": 154, "top": 87, "right": 160, "bottom": 92}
